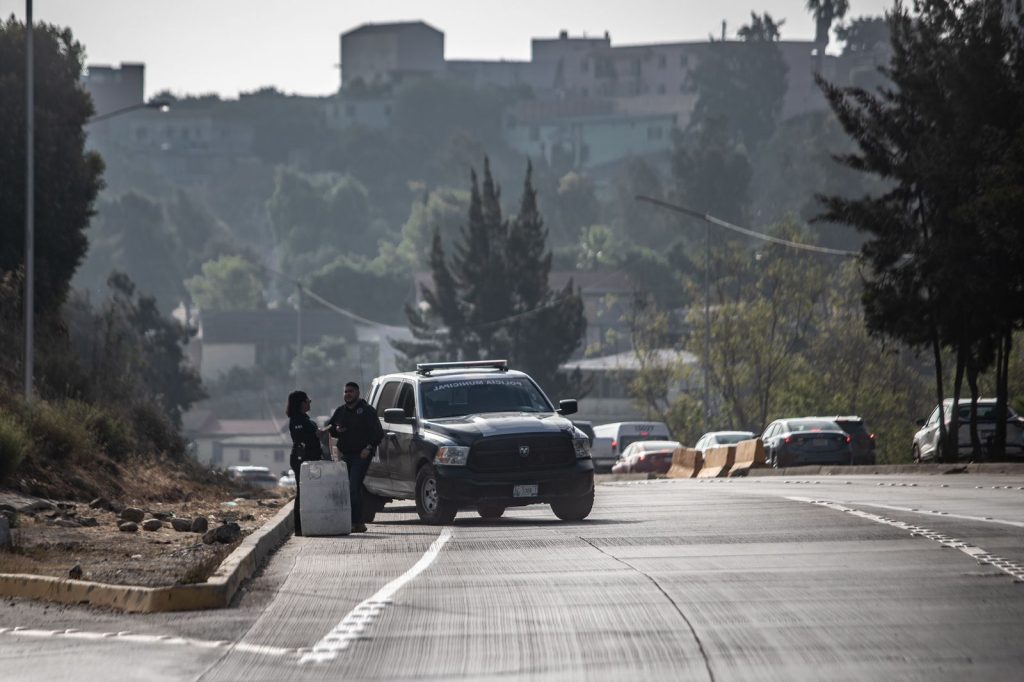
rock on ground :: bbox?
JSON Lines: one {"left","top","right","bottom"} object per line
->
{"left": 120, "top": 508, "right": 145, "bottom": 523}
{"left": 118, "top": 521, "right": 139, "bottom": 533}
{"left": 142, "top": 519, "right": 163, "bottom": 531}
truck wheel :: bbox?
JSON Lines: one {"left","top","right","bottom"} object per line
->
{"left": 478, "top": 505, "right": 505, "bottom": 519}
{"left": 415, "top": 464, "right": 457, "bottom": 525}
{"left": 551, "top": 489, "right": 594, "bottom": 521}
{"left": 362, "top": 489, "right": 387, "bottom": 523}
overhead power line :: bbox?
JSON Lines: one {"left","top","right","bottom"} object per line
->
{"left": 635, "top": 195, "right": 860, "bottom": 258}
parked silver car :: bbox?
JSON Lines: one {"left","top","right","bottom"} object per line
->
{"left": 693, "top": 430, "right": 756, "bottom": 453}
{"left": 912, "top": 399, "right": 1024, "bottom": 462}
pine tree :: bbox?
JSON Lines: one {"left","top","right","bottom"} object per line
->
{"left": 399, "top": 159, "right": 587, "bottom": 395}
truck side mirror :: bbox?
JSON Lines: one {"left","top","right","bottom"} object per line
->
{"left": 557, "top": 399, "right": 578, "bottom": 416}
{"left": 384, "top": 408, "right": 407, "bottom": 424}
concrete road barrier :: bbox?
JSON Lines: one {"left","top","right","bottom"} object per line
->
{"left": 0, "top": 501, "right": 295, "bottom": 613}
{"left": 668, "top": 447, "right": 703, "bottom": 478}
{"left": 729, "top": 439, "right": 766, "bottom": 477}
{"left": 697, "top": 445, "right": 736, "bottom": 478}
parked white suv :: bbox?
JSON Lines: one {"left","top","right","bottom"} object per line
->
{"left": 912, "top": 399, "right": 1024, "bottom": 462}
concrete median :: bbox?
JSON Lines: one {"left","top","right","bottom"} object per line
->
{"left": 728, "top": 439, "right": 766, "bottom": 477}
{"left": 0, "top": 501, "right": 295, "bottom": 613}
{"left": 697, "top": 445, "right": 736, "bottom": 478}
{"left": 668, "top": 447, "right": 703, "bottom": 478}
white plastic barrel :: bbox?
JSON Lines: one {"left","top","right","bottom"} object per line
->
{"left": 299, "top": 460, "right": 352, "bottom": 536}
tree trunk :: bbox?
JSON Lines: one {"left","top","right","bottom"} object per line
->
{"left": 966, "top": 357, "right": 981, "bottom": 461}
{"left": 946, "top": 344, "right": 966, "bottom": 463}
{"left": 995, "top": 329, "right": 1011, "bottom": 459}
{"left": 930, "top": 327, "right": 948, "bottom": 463}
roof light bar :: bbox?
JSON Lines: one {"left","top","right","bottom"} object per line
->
{"left": 416, "top": 359, "right": 509, "bottom": 375}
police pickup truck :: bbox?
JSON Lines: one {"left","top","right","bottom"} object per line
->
{"left": 360, "top": 360, "right": 594, "bottom": 524}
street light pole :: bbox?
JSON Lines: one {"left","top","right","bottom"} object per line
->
{"left": 704, "top": 221, "right": 711, "bottom": 432}
{"left": 23, "top": 0, "right": 34, "bottom": 401}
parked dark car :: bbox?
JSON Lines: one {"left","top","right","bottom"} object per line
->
{"left": 610, "top": 440, "right": 681, "bottom": 474}
{"left": 761, "top": 418, "right": 853, "bottom": 468}
{"left": 816, "top": 416, "right": 876, "bottom": 465}
{"left": 361, "top": 360, "right": 595, "bottom": 524}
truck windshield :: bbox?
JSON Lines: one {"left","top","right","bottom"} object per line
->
{"left": 420, "top": 377, "right": 553, "bottom": 418}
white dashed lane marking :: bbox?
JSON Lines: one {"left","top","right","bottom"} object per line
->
{"left": 0, "top": 627, "right": 298, "bottom": 657}
{"left": 788, "top": 496, "right": 1024, "bottom": 583}
{"left": 300, "top": 527, "right": 453, "bottom": 664}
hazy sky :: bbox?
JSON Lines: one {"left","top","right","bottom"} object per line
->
{"left": 2, "top": 0, "right": 893, "bottom": 99}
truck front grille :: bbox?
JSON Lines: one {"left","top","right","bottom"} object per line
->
{"left": 469, "top": 435, "right": 575, "bottom": 472}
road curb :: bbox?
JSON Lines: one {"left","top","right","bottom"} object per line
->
{"left": 0, "top": 501, "right": 294, "bottom": 613}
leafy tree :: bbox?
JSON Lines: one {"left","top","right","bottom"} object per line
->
{"left": 0, "top": 17, "right": 104, "bottom": 314}
{"left": 266, "top": 168, "right": 376, "bottom": 273}
{"left": 65, "top": 273, "right": 205, "bottom": 426}
{"left": 806, "top": 0, "right": 850, "bottom": 57}
{"left": 398, "top": 187, "right": 470, "bottom": 267}
{"left": 550, "top": 172, "right": 599, "bottom": 246}
{"left": 306, "top": 254, "right": 412, "bottom": 325}
{"left": 575, "top": 224, "right": 623, "bottom": 271}
{"left": 688, "top": 222, "right": 831, "bottom": 430}
{"left": 77, "top": 192, "right": 185, "bottom": 310}
{"left": 185, "top": 255, "right": 265, "bottom": 312}
{"left": 688, "top": 13, "right": 788, "bottom": 152}
{"left": 672, "top": 117, "right": 753, "bottom": 228}
{"left": 613, "top": 159, "right": 678, "bottom": 248}
{"left": 837, "top": 16, "right": 890, "bottom": 56}
{"left": 817, "top": 0, "right": 1024, "bottom": 460}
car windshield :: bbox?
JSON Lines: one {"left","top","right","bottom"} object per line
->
{"left": 421, "top": 376, "right": 553, "bottom": 418}
{"left": 639, "top": 441, "right": 679, "bottom": 451}
{"left": 715, "top": 433, "right": 754, "bottom": 444}
{"left": 950, "top": 403, "right": 1018, "bottom": 421}
{"left": 836, "top": 421, "right": 869, "bottom": 438}
{"left": 786, "top": 420, "right": 841, "bottom": 433}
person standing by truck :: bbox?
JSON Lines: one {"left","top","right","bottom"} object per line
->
{"left": 286, "top": 390, "right": 326, "bottom": 536}
{"left": 327, "top": 382, "right": 384, "bottom": 533}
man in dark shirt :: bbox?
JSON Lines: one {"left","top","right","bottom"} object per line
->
{"left": 327, "top": 381, "right": 384, "bottom": 533}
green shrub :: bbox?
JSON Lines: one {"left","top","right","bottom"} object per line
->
{"left": 131, "top": 401, "right": 185, "bottom": 459}
{"left": 63, "top": 400, "right": 134, "bottom": 459}
{"left": 23, "top": 400, "right": 95, "bottom": 461}
{"left": 0, "top": 414, "right": 29, "bottom": 477}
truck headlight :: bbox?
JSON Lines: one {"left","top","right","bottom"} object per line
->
{"left": 573, "top": 438, "right": 591, "bottom": 459}
{"left": 435, "top": 445, "right": 469, "bottom": 466}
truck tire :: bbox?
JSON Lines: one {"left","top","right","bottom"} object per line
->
{"left": 415, "top": 464, "right": 457, "bottom": 525}
{"left": 551, "top": 489, "right": 594, "bottom": 521}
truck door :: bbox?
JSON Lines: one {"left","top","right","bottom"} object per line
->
{"left": 386, "top": 382, "right": 418, "bottom": 498}
{"left": 368, "top": 380, "right": 402, "bottom": 496}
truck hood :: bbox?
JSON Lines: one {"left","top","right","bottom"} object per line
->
{"left": 424, "top": 412, "right": 576, "bottom": 445}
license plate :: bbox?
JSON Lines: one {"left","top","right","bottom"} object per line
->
{"left": 812, "top": 438, "right": 829, "bottom": 447}
{"left": 513, "top": 484, "right": 538, "bottom": 498}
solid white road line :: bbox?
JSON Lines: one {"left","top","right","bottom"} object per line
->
{"left": 300, "top": 527, "right": 453, "bottom": 664}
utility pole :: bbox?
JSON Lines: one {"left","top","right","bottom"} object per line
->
{"left": 23, "top": 0, "right": 34, "bottom": 401}
{"left": 295, "top": 285, "right": 303, "bottom": 389}
{"left": 704, "top": 221, "right": 711, "bottom": 431}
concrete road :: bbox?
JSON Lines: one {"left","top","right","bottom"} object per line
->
{"left": 2, "top": 474, "right": 1023, "bottom": 681}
